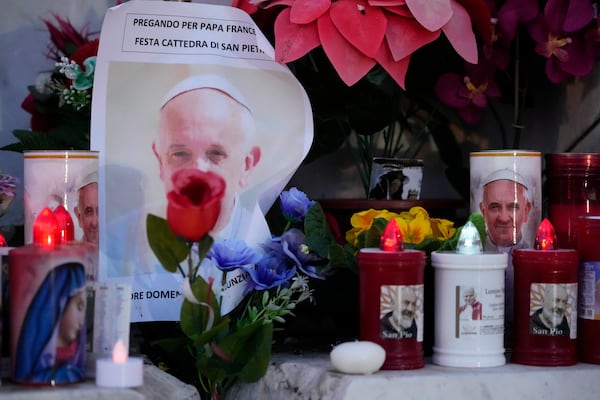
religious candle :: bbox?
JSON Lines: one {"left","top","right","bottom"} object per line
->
{"left": 357, "top": 219, "right": 426, "bottom": 370}
{"left": 431, "top": 221, "right": 508, "bottom": 367}
{"left": 96, "top": 339, "right": 144, "bottom": 388}
{"left": 511, "top": 219, "right": 579, "bottom": 366}
{"left": 8, "top": 208, "right": 92, "bottom": 385}
{"left": 470, "top": 150, "right": 542, "bottom": 349}
{"left": 576, "top": 215, "right": 600, "bottom": 364}
{"left": 545, "top": 153, "right": 600, "bottom": 249}
{"left": 23, "top": 150, "right": 98, "bottom": 244}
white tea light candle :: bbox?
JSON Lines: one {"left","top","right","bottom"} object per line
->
{"left": 330, "top": 341, "right": 386, "bottom": 374}
{"left": 96, "top": 339, "right": 143, "bottom": 387}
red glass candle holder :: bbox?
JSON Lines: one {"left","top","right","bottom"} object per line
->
{"left": 545, "top": 153, "right": 600, "bottom": 249}
{"left": 358, "top": 248, "right": 426, "bottom": 370}
{"left": 511, "top": 220, "right": 579, "bottom": 366}
{"left": 576, "top": 215, "right": 600, "bottom": 364}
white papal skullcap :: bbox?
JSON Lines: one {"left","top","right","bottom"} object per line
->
{"left": 78, "top": 170, "right": 98, "bottom": 191}
{"left": 160, "top": 75, "right": 252, "bottom": 113}
{"left": 482, "top": 169, "right": 528, "bottom": 189}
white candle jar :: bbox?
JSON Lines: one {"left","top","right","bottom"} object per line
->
{"left": 431, "top": 251, "right": 508, "bottom": 367}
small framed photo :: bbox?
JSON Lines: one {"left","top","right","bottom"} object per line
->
{"left": 368, "top": 157, "right": 424, "bottom": 200}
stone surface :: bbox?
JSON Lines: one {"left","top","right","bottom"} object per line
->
{"left": 0, "top": 360, "right": 199, "bottom": 400}
{"left": 227, "top": 353, "right": 600, "bottom": 400}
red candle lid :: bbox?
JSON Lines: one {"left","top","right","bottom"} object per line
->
{"left": 379, "top": 219, "right": 404, "bottom": 252}
{"left": 534, "top": 218, "right": 558, "bottom": 250}
{"left": 32, "top": 207, "right": 60, "bottom": 248}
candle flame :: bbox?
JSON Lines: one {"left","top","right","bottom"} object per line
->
{"left": 32, "top": 207, "right": 60, "bottom": 248}
{"left": 534, "top": 218, "right": 559, "bottom": 250}
{"left": 457, "top": 221, "right": 483, "bottom": 254}
{"left": 112, "top": 339, "right": 129, "bottom": 364}
{"left": 379, "top": 219, "right": 404, "bottom": 252}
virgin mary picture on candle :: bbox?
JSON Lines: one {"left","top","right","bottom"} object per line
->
{"left": 14, "top": 263, "right": 87, "bottom": 384}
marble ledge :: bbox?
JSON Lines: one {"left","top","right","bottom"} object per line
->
{"left": 227, "top": 353, "right": 600, "bottom": 400}
{"left": 0, "top": 363, "right": 200, "bottom": 400}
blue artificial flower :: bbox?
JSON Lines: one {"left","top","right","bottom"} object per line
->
{"left": 72, "top": 56, "right": 96, "bottom": 91}
{"left": 0, "top": 173, "right": 18, "bottom": 197}
{"left": 207, "top": 239, "right": 262, "bottom": 271}
{"left": 244, "top": 256, "right": 296, "bottom": 292}
{"left": 280, "top": 228, "right": 325, "bottom": 280}
{"left": 280, "top": 187, "right": 314, "bottom": 223}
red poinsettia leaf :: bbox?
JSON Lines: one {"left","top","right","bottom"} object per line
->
{"left": 442, "top": 0, "right": 478, "bottom": 64}
{"left": 405, "top": 0, "right": 452, "bottom": 32}
{"left": 386, "top": 13, "right": 440, "bottom": 61}
{"left": 380, "top": 5, "right": 413, "bottom": 17}
{"left": 317, "top": 13, "right": 377, "bottom": 86}
{"left": 374, "top": 38, "right": 411, "bottom": 89}
{"left": 455, "top": 0, "right": 492, "bottom": 43}
{"left": 329, "top": 0, "right": 387, "bottom": 58}
{"left": 264, "top": 0, "right": 294, "bottom": 8}
{"left": 368, "top": 0, "right": 407, "bottom": 5}
{"left": 70, "top": 39, "right": 99, "bottom": 66}
{"left": 231, "top": 0, "right": 258, "bottom": 14}
{"left": 21, "top": 94, "right": 36, "bottom": 114}
{"left": 274, "top": 8, "right": 321, "bottom": 63}
{"left": 290, "top": 0, "right": 331, "bottom": 24}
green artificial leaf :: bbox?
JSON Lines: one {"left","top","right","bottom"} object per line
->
{"left": 195, "top": 235, "right": 214, "bottom": 265}
{"left": 3, "top": 130, "right": 57, "bottom": 151}
{"left": 415, "top": 237, "right": 444, "bottom": 253}
{"left": 217, "top": 320, "right": 274, "bottom": 382}
{"left": 180, "top": 275, "right": 224, "bottom": 340}
{"left": 362, "top": 217, "right": 388, "bottom": 248}
{"left": 327, "top": 243, "right": 348, "bottom": 268}
{"left": 146, "top": 214, "right": 189, "bottom": 273}
{"left": 237, "top": 322, "right": 273, "bottom": 382}
{"left": 304, "top": 202, "right": 336, "bottom": 258}
{"left": 469, "top": 213, "right": 487, "bottom": 248}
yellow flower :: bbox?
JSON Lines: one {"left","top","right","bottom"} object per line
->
{"left": 394, "top": 212, "right": 432, "bottom": 244}
{"left": 430, "top": 217, "right": 457, "bottom": 240}
{"left": 346, "top": 209, "right": 398, "bottom": 247}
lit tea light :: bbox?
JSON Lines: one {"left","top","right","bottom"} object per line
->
{"left": 96, "top": 339, "right": 143, "bottom": 388}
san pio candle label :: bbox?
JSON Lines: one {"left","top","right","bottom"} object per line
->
{"left": 379, "top": 284, "right": 424, "bottom": 342}
{"left": 528, "top": 283, "right": 577, "bottom": 338}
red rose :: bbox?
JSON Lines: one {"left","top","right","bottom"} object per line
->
{"left": 166, "top": 169, "right": 226, "bottom": 242}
